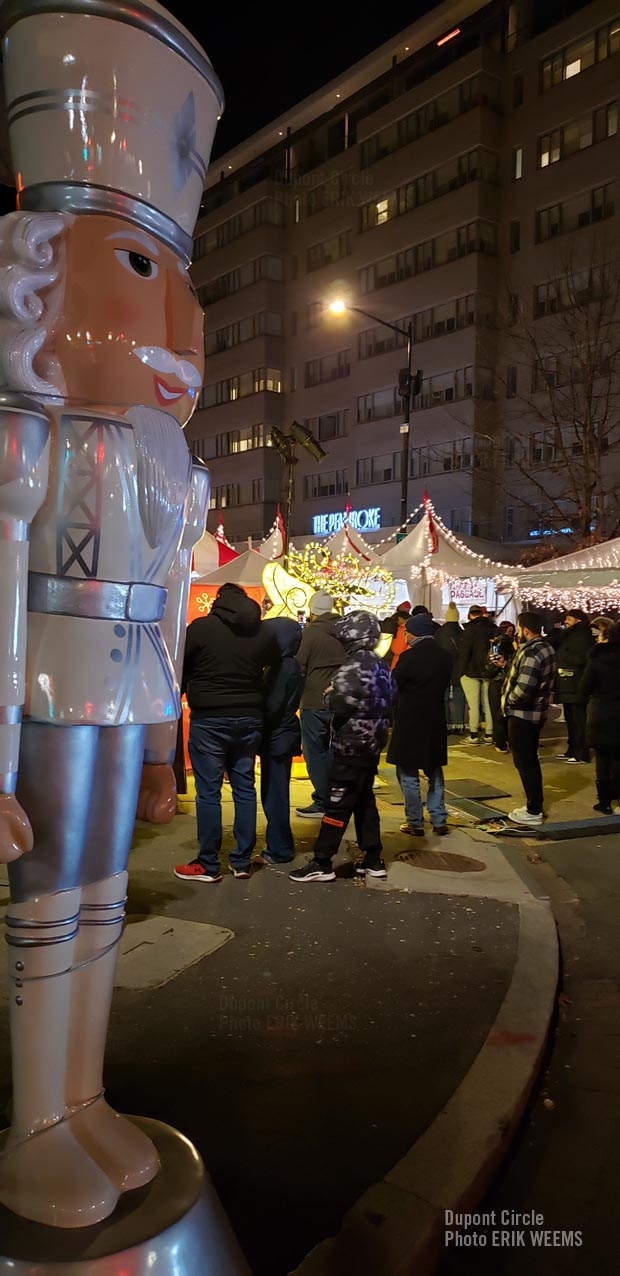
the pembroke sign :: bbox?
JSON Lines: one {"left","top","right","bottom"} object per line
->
{"left": 312, "top": 508, "right": 382, "bottom": 535}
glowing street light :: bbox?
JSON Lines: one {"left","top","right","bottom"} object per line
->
{"left": 324, "top": 297, "right": 421, "bottom": 527}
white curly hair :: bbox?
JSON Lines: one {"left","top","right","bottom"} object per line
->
{"left": 0, "top": 209, "right": 72, "bottom": 398}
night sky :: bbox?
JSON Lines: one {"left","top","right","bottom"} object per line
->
{"left": 167, "top": 2, "right": 444, "bottom": 158}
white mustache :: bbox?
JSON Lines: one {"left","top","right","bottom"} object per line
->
{"left": 132, "top": 345, "right": 202, "bottom": 388}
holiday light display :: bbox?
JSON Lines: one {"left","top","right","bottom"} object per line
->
{"left": 289, "top": 542, "right": 396, "bottom": 612}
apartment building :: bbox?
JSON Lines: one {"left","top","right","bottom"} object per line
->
{"left": 187, "top": 0, "right": 620, "bottom": 546}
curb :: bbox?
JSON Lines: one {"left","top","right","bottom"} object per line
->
{"left": 289, "top": 897, "right": 558, "bottom": 1276}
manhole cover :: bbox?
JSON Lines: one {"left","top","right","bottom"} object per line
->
{"left": 396, "top": 850, "right": 487, "bottom": 873}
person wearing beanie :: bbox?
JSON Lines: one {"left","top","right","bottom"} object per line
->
{"left": 380, "top": 599, "right": 412, "bottom": 668}
{"left": 436, "top": 604, "right": 465, "bottom": 734}
{"left": 387, "top": 615, "right": 453, "bottom": 836}
{"left": 296, "top": 592, "right": 346, "bottom": 818}
{"left": 291, "top": 612, "right": 397, "bottom": 882}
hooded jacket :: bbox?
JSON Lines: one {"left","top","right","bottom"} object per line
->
{"left": 297, "top": 612, "right": 346, "bottom": 711}
{"left": 581, "top": 642, "right": 620, "bottom": 750}
{"left": 183, "top": 585, "right": 280, "bottom": 719}
{"left": 326, "top": 611, "right": 397, "bottom": 761}
{"left": 554, "top": 620, "right": 595, "bottom": 704}
{"left": 435, "top": 620, "right": 463, "bottom": 680}
{"left": 261, "top": 618, "right": 303, "bottom": 757}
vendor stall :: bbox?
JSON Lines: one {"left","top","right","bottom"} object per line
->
{"left": 499, "top": 537, "right": 620, "bottom": 612}
{"left": 379, "top": 497, "right": 518, "bottom": 621}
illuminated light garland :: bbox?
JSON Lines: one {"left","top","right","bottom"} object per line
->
{"left": 504, "top": 581, "right": 620, "bottom": 610}
{"left": 289, "top": 543, "right": 396, "bottom": 613}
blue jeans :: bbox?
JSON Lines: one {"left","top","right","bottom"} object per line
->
{"left": 300, "top": 709, "right": 333, "bottom": 810}
{"left": 260, "top": 752, "right": 294, "bottom": 861}
{"left": 445, "top": 682, "right": 466, "bottom": 729}
{"left": 397, "top": 765, "right": 448, "bottom": 829}
{"left": 188, "top": 717, "right": 262, "bottom": 874}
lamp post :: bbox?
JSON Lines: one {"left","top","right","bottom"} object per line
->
{"left": 270, "top": 422, "right": 325, "bottom": 567}
{"left": 328, "top": 300, "right": 421, "bottom": 529}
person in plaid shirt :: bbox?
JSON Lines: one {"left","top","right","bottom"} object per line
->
{"left": 501, "top": 612, "right": 556, "bottom": 826}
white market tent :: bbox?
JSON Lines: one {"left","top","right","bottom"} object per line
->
{"left": 325, "top": 522, "right": 381, "bottom": 564}
{"left": 379, "top": 503, "right": 518, "bottom": 618}
{"left": 498, "top": 536, "right": 620, "bottom": 610}
{"left": 194, "top": 549, "right": 267, "bottom": 588}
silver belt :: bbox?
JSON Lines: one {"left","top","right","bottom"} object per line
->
{"left": 28, "top": 573, "right": 167, "bottom": 623}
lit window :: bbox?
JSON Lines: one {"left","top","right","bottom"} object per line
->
{"left": 376, "top": 199, "right": 389, "bottom": 224}
{"left": 513, "top": 146, "right": 523, "bottom": 180}
{"left": 565, "top": 59, "right": 581, "bottom": 78}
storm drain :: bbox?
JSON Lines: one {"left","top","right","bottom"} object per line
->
{"left": 396, "top": 850, "right": 487, "bottom": 873}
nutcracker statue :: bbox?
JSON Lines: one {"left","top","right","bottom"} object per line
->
{"left": 0, "top": 0, "right": 247, "bottom": 1270}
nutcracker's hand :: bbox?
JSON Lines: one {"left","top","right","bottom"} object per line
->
{"left": 136, "top": 764, "right": 177, "bottom": 825}
{"left": 0, "top": 794, "right": 34, "bottom": 863}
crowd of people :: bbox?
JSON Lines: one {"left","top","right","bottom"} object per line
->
{"left": 173, "top": 582, "right": 620, "bottom": 885}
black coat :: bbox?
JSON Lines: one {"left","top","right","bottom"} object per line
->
{"left": 435, "top": 621, "right": 463, "bottom": 681}
{"left": 183, "top": 588, "right": 280, "bottom": 719}
{"left": 581, "top": 643, "right": 620, "bottom": 750}
{"left": 456, "top": 616, "right": 497, "bottom": 679}
{"left": 554, "top": 621, "right": 595, "bottom": 704}
{"left": 387, "top": 638, "right": 452, "bottom": 774}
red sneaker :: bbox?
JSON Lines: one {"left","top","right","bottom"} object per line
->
{"left": 174, "top": 860, "right": 222, "bottom": 883}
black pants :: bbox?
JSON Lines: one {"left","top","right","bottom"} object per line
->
{"left": 594, "top": 749, "right": 620, "bottom": 807}
{"left": 313, "top": 756, "right": 381, "bottom": 866}
{"left": 563, "top": 702, "right": 589, "bottom": 761}
{"left": 488, "top": 679, "right": 508, "bottom": 750}
{"left": 507, "top": 717, "right": 543, "bottom": 815}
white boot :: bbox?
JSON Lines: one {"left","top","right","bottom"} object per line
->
{"left": 66, "top": 872, "right": 159, "bottom": 1193}
{"left": 0, "top": 889, "right": 119, "bottom": 1227}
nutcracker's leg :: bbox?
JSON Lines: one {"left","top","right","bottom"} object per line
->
{"left": 66, "top": 870, "right": 159, "bottom": 1191}
{"left": 0, "top": 890, "right": 119, "bottom": 1227}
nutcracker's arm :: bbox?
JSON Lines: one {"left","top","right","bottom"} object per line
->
{"left": 0, "top": 396, "right": 50, "bottom": 858}
{"left": 144, "top": 457, "right": 210, "bottom": 766}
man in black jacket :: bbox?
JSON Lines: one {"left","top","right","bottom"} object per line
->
{"left": 295, "top": 591, "right": 346, "bottom": 819}
{"left": 553, "top": 609, "right": 594, "bottom": 762}
{"left": 174, "top": 583, "right": 279, "bottom": 883}
{"left": 388, "top": 613, "right": 453, "bottom": 835}
{"left": 457, "top": 605, "right": 497, "bottom": 742}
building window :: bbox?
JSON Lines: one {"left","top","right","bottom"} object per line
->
{"left": 512, "top": 146, "right": 523, "bottom": 180}
{"left": 199, "top": 367, "right": 283, "bottom": 408}
{"left": 506, "top": 366, "right": 517, "bottom": 398}
{"left": 357, "top": 386, "right": 401, "bottom": 423}
{"left": 306, "top": 410, "right": 349, "bottom": 441}
{"left": 193, "top": 196, "right": 285, "bottom": 258}
{"left": 359, "top": 220, "right": 497, "bottom": 294}
{"left": 305, "top": 173, "right": 350, "bottom": 216}
{"left": 210, "top": 479, "right": 265, "bottom": 508}
{"left": 204, "top": 310, "right": 283, "bottom": 355}
{"left": 303, "top": 469, "right": 348, "bottom": 499}
{"left": 305, "top": 349, "right": 351, "bottom": 387}
{"left": 197, "top": 255, "right": 284, "bottom": 306}
{"left": 359, "top": 148, "right": 499, "bottom": 232}
{"left": 513, "top": 73, "right": 524, "bottom": 108}
{"left": 534, "top": 267, "right": 604, "bottom": 318}
{"left": 360, "top": 72, "right": 501, "bottom": 168}
{"left": 538, "top": 102, "right": 617, "bottom": 168}
{"left": 509, "top": 220, "right": 520, "bottom": 253}
{"left": 355, "top": 453, "right": 402, "bottom": 486}
{"left": 540, "top": 18, "right": 620, "bottom": 91}
{"left": 536, "top": 183, "right": 615, "bottom": 242}
{"left": 216, "top": 424, "right": 267, "bottom": 456}
{"left": 508, "top": 293, "right": 519, "bottom": 325}
{"left": 306, "top": 230, "right": 352, "bottom": 273}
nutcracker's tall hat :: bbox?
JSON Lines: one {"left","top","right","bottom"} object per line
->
{"left": 0, "top": 0, "right": 224, "bottom": 261}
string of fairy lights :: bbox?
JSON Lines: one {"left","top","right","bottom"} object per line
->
{"left": 215, "top": 499, "right": 620, "bottom": 612}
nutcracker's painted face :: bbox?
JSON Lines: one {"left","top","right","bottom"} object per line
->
{"left": 56, "top": 215, "right": 204, "bottom": 425}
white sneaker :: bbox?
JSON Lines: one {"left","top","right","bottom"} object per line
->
{"left": 508, "top": 807, "right": 543, "bottom": 826}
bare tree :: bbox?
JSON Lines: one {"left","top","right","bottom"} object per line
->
{"left": 489, "top": 248, "right": 620, "bottom": 549}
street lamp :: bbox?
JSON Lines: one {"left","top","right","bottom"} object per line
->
{"left": 328, "top": 299, "right": 422, "bottom": 528}
{"left": 270, "top": 422, "right": 326, "bottom": 567}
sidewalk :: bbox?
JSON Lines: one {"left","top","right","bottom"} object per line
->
{"left": 0, "top": 736, "right": 559, "bottom": 1276}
